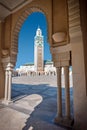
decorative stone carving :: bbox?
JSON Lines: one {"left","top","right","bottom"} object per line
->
{"left": 52, "top": 32, "right": 66, "bottom": 43}
{"left": 52, "top": 51, "right": 71, "bottom": 67}
{"left": 2, "top": 57, "right": 14, "bottom": 104}
{"left": 68, "top": 0, "right": 81, "bottom": 38}
{"left": 50, "top": 44, "right": 71, "bottom": 54}
{"left": 2, "top": 49, "right": 9, "bottom": 57}
{"left": 51, "top": 45, "right": 71, "bottom": 68}
{"left": 54, "top": 60, "right": 70, "bottom": 68}
{"left": 53, "top": 52, "right": 70, "bottom": 62}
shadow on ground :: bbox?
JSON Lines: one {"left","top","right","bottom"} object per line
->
{"left": 11, "top": 83, "right": 73, "bottom": 130}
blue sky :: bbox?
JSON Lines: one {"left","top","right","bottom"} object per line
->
{"left": 16, "top": 12, "right": 52, "bottom": 68}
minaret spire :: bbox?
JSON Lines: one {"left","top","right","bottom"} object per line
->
{"left": 36, "top": 26, "right": 42, "bottom": 36}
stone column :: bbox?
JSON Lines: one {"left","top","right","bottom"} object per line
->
{"left": 64, "top": 66, "right": 70, "bottom": 119}
{"left": 56, "top": 67, "right": 62, "bottom": 118}
{"left": 50, "top": 48, "right": 71, "bottom": 126}
{"left": 2, "top": 63, "right": 13, "bottom": 104}
{"left": 8, "top": 70, "right": 12, "bottom": 101}
{"left": 4, "top": 70, "right": 9, "bottom": 100}
{"left": 7, "top": 63, "right": 13, "bottom": 102}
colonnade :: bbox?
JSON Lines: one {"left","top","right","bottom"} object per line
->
{"left": 17, "top": 70, "right": 56, "bottom": 76}
{"left": 2, "top": 52, "right": 72, "bottom": 126}
{"left": 50, "top": 47, "right": 72, "bottom": 126}
{"left": 55, "top": 65, "right": 72, "bottom": 126}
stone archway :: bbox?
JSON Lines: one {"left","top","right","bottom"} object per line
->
{"left": 2, "top": 5, "right": 52, "bottom": 104}
{"left": 11, "top": 6, "right": 51, "bottom": 66}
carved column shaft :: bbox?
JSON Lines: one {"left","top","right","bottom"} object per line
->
{"left": 8, "top": 70, "right": 12, "bottom": 101}
{"left": 64, "top": 66, "right": 70, "bottom": 119}
{"left": 57, "top": 67, "right": 62, "bottom": 117}
{"left": 2, "top": 62, "right": 13, "bottom": 104}
{"left": 4, "top": 70, "right": 9, "bottom": 100}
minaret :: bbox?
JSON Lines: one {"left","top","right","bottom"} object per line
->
{"left": 34, "top": 26, "right": 44, "bottom": 74}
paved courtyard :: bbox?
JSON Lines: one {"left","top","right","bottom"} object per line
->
{"left": 0, "top": 75, "right": 73, "bottom": 130}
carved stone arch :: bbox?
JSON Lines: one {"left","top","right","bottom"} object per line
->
{"left": 11, "top": 6, "right": 51, "bottom": 66}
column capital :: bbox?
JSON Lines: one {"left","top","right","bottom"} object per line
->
{"left": 6, "top": 63, "right": 14, "bottom": 71}
{"left": 50, "top": 44, "right": 71, "bottom": 68}
{"left": 2, "top": 57, "right": 14, "bottom": 71}
{"left": 52, "top": 51, "right": 71, "bottom": 68}
{"left": 50, "top": 44, "right": 71, "bottom": 54}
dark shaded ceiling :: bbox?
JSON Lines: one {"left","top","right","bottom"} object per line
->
{"left": 0, "top": 0, "right": 33, "bottom": 21}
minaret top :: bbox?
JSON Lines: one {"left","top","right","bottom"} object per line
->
{"left": 36, "top": 26, "right": 42, "bottom": 36}
{"left": 34, "top": 26, "right": 44, "bottom": 46}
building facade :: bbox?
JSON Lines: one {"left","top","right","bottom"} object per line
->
{"left": 16, "top": 61, "right": 56, "bottom": 76}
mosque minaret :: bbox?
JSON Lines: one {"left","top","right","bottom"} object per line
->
{"left": 34, "top": 26, "right": 44, "bottom": 74}
{"left": 16, "top": 26, "right": 56, "bottom": 76}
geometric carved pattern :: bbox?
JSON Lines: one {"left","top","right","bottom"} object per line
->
{"left": 53, "top": 52, "right": 70, "bottom": 62}
{"left": 68, "top": 0, "right": 81, "bottom": 38}
{"left": 52, "top": 51, "right": 71, "bottom": 67}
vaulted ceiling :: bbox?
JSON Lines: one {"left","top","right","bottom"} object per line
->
{"left": 0, "top": 0, "right": 33, "bottom": 21}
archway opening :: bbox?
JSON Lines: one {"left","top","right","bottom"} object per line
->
{"left": 12, "top": 12, "right": 58, "bottom": 129}
{"left": 15, "top": 12, "right": 52, "bottom": 69}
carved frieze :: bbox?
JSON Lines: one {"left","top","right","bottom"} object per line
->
{"left": 53, "top": 52, "right": 70, "bottom": 62}
{"left": 52, "top": 51, "right": 71, "bottom": 67}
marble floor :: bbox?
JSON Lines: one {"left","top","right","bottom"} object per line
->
{"left": 0, "top": 75, "right": 73, "bottom": 130}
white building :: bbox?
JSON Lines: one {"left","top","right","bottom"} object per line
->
{"left": 16, "top": 60, "right": 56, "bottom": 76}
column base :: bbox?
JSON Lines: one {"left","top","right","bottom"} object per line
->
{"left": 54, "top": 116, "right": 74, "bottom": 128}
{"left": 55, "top": 116, "right": 63, "bottom": 123}
{"left": 2, "top": 99, "right": 13, "bottom": 105}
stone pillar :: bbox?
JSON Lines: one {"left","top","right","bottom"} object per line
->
{"left": 4, "top": 70, "right": 9, "bottom": 100}
{"left": 2, "top": 63, "right": 13, "bottom": 104}
{"left": 57, "top": 67, "right": 62, "bottom": 117}
{"left": 0, "top": 63, "right": 5, "bottom": 99}
{"left": 64, "top": 66, "right": 70, "bottom": 119}
{"left": 8, "top": 70, "right": 12, "bottom": 101}
{"left": 50, "top": 47, "right": 72, "bottom": 126}
{"left": 55, "top": 67, "right": 62, "bottom": 122}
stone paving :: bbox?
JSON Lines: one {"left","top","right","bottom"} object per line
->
{"left": 0, "top": 75, "right": 73, "bottom": 130}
